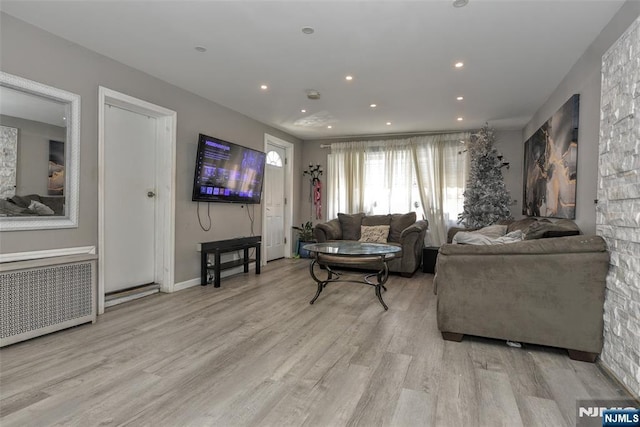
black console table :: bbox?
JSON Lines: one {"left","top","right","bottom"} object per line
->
{"left": 200, "top": 236, "right": 261, "bottom": 287}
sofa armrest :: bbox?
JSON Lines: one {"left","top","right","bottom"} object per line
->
{"left": 313, "top": 218, "right": 342, "bottom": 242}
{"left": 400, "top": 220, "right": 429, "bottom": 241}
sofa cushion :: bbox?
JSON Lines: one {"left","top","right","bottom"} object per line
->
{"left": 362, "top": 214, "right": 391, "bottom": 226}
{"left": 524, "top": 219, "right": 580, "bottom": 240}
{"left": 389, "top": 212, "right": 416, "bottom": 243}
{"left": 338, "top": 213, "right": 365, "bottom": 240}
{"left": 359, "top": 225, "right": 390, "bottom": 243}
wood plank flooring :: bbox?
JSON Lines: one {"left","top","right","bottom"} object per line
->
{"left": 0, "top": 258, "right": 633, "bottom": 426}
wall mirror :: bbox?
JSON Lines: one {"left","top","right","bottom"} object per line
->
{"left": 0, "top": 71, "right": 80, "bottom": 231}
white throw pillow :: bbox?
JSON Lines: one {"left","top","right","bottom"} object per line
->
{"left": 28, "top": 200, "right": 54, "bottom": 216}
{"left": 358, "top": 225, "right": 390, "bottom": 243}
{"left": 453, "top": 229, "right": 523, "bottom": 245}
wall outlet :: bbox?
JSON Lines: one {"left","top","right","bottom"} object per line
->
{"left": 196, "top": 243, "right": 201, "bottom": 252}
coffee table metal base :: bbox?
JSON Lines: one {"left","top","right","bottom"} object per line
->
{"left": 308, "top": 256, "right": 391, "bottom": 310}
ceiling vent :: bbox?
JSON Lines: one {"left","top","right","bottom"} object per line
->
{"left": 306, "top": 90, "right": 321, "bottom": 100}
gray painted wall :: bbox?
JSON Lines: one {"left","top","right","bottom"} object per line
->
{"left": 0, "top": 114, "right": 65, "bottom": 196}
{"left": 523, "top": 0, "right": 640, "bottom": 235}
{"left": 0, "top": 13, "right": 302, "bottom": 283}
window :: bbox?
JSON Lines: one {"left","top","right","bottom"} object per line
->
{"left": 326, "top": 133, "right": 469, "bottom": 245}
{"left": 266, "top": 150, "right": 282, "bottom": 167}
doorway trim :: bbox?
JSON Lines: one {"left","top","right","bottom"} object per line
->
{"left": 262, "top": 134, "right": 294, "bottom": 265}
{"left": 98, "top": 87, "right": 177, "bottom": 314}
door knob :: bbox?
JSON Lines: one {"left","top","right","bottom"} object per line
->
{"left": 147, "top": 191, "right": 156, "bottom": 198}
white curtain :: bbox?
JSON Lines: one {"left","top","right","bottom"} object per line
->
{"left": 326, "top": 132, "right": 469, "bottom": 246}
{"left": 411, "top": 133, "right": 469, "bottom": 246}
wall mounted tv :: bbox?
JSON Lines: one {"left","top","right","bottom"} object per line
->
{"left": 192, "top": 133, "right": 266, "bottom": 204}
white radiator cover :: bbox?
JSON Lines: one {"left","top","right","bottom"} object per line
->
{"left": 0, "top": 254, "right": 97, "bottom": 347}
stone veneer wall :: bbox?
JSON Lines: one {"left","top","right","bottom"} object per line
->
{"left": 597, "top": 16, "right": 640, "bottom": 396}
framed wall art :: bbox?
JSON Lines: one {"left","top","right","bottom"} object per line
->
{"left": 523, "top": 94, "right": 579, "bottom": 219}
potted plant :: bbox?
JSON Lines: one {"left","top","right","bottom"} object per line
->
{"left": 293, "top": 221, "right": 315, "bottom": 258}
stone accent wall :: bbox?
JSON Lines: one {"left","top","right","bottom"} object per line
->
{"left": 597, "top": 16, "right": 640, "bottom": 396}
{"left": 0, "top": 125, "right": 18, "bottom": 198}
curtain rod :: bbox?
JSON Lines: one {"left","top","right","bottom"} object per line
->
{"left": 317, "top": 129, "right": 471, "bottom": 148}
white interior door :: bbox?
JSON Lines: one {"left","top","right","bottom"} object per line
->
{"left": 104, "top": 104, "right": 157, "bottom": 293}
{"left": 265, "top": 145, "right": 286, "bottom": 261}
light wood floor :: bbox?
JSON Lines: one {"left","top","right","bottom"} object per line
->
{"left": 0, "top": 259, "right": 632, "bottom": 426}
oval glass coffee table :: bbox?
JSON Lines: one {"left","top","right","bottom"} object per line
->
{"left": 303, "top": 241, "right": 402, "bottom": 310}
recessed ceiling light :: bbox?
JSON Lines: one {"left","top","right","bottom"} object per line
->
{"left": 386, "top": 122, "right": 392, "bottom": 126}
{"left": 457, "top": 117, "right": 464, "bottom": 121}
{"left": 345, "top": 75, "right": 353, "bottom": 81}
{"left": 194, "top": 46, "right": 207, "bottom": 52}
{"left": 62, "top": 117, "right": 66, "bottom": 120}
{"left": 456, "top": 96, "right": 464, "bottom": 101}
{"left": 301, "top": 109, "right": 307, "bottom": 113}
{"left": 327, "top": 125, "right": 333, "bottom": 129}
{"left": 302, "top": 27, "right": 315, "bottom": 35}
{"left": 452, "top": 0, "right": 469, "bottom": 7}
{"left": 370, "top": 104, "right": 377, "bottom": 108}
{"left": 260, "top": 84, "right": 268, "bottom": 90}
{"left": 454, "top": 62, "right": 464, "bottom": 68}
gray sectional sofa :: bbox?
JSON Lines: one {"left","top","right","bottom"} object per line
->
{"left": 434, "top": 218, "right": 610, "bottom": 362}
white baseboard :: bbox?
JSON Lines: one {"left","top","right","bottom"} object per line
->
{"left": 0, "top": 246, "right": 96, "bottom": 263}
{"left": 174, "top": 264, "right": 257, "bottom": 292}
{"left": 173, "top": 277, "right": 201, "bottom": 291}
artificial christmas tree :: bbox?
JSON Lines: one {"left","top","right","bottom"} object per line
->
{"left": 458, "top": 124, "right": 512, "bottom": 228}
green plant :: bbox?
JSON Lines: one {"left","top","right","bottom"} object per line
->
{"left": 293, "top": 221, "right": 314, "bottom": 241}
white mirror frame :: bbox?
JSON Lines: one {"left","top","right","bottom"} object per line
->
{"left": 0, "top": 72, "right": 80, "bottom": 231}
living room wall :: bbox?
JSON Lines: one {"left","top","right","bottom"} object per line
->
{"left": 523, "top": 0, "right": 640, "bottom": 236}
{"left": 302, "top": 129, "right": 523, "bottom": 224}
{"left": 0, "top": 13, "right": 303, "bottom": 284}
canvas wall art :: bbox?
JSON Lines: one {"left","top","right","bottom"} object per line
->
{"left": 48, "top": 140, "right": 64, "bottom": 196}
{"left": 523, "top": 94, "right": 579, "bottom": 219}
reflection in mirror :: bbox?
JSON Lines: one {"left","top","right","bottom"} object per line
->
{"left": 0, "top": 72, "right": 80, "bottom": 231}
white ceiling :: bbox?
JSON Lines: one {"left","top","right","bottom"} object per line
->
{"left": 0, "top": 1, "right": 625, "bottom": 140}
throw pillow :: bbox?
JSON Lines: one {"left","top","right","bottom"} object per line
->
{"left": 473, "top": 224, "right": 508, "bottom": 239}
{"left": 453, "top": 229, "right": 523, "bottom": 245}
{"left": 524, "top": 219, "right": 580, "bottom": 240}
{"left": 388, "top": 212, "right": 416, "bottom": 243}
{"left": 359, "top": 225, "right": 390, "bottom": 243}
{"left": 338, "top": 212, "right": 365, "bottom": 240}
{"left": 28, "top": 200, "right": 54, "bottom": 216}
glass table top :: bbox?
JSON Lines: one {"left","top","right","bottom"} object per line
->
{"left": 303, "top": 241, "right": 402, "bottom": 256}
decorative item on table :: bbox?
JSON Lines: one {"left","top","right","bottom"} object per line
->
{"left": 293, "top": 221, "right": 315, "bottom": 258}
{"left": 303, "top": 163, "right": 323, "bottom": 220}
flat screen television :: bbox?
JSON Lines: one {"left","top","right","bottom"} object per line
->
{"left": 192, "top": 133, "right": 266, "bottom": 204}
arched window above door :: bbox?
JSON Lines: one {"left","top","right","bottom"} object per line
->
{"left": 266, "top": 150, "right": 283, "bottom": 167}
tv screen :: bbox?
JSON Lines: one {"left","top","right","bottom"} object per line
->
{"left": 192, "top": 134, "right": 266, "bottom": 204}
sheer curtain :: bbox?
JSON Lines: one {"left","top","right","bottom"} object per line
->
{"left": 326, "top": 132, "right": 469, "bottom": 246}
{"left": 411, "top": 133, "right": 469, "bottom": 246}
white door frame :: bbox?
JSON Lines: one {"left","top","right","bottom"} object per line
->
{"left": 98, "top": 87, "right": 177, "bottom": 314}
{"left": 262, "top": 134, "right": 294, "bottom": 265}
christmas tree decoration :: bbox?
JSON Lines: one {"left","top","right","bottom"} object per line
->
{"left": 458, "top": 124, "right": 513, "bottom": 228}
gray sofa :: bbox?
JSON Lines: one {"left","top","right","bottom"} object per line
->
{"left": 313, "top": 212, "right": 428, "bottom": 277}
{"left": 434, "top": 218, "right": 609, "bottom": 362}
